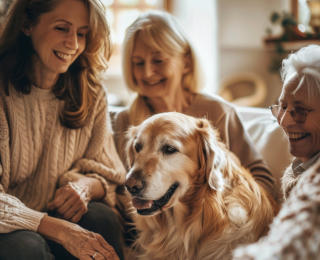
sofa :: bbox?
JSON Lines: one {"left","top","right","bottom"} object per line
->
{"left": 236, "top": 106, "right": 292, "bottom": 193}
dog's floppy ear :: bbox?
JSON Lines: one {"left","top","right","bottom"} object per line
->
{"left": 125, "top": 126, "right": 139, "bottom": 168}
{"left": 195, "top": 118, "right": 225, "bottom": 191}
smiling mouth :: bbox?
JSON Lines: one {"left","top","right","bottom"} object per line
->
{"left": 288, "top": 132, "right": 310, "bottom": 142}
{"left": 143, "top": 79, "right": 166, "bottom": 86}
{"left": 54, "top": 50, "right": 72, "bottom": 61}
{"left": 132, "top": 182, "right": 179, "bottom": 215}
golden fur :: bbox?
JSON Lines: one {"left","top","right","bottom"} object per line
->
{"left": 125, "top": 112, "right": 275, "bottom": 260}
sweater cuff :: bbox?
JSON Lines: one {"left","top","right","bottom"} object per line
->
{"left": 15, "top": 207, "right": 47, "bottom": 232}
{"left": 0, "top": 193, "right": 47, "bottom": 233}
{"left": 254, "top": 176, "right": 278, "bottom": 200}
{"left": 86, "top": 173, "right": 116, "bottom": 207}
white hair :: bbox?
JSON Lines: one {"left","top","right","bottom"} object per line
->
{"left": 281, "top": 45, "right": 320, "bottom": 97}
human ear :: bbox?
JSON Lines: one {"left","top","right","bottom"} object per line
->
{"left": 21, "top": 23, "right": 32, "bottom": 36}
{"left": 183, "top": 52, "right": 192, "bottom": 74}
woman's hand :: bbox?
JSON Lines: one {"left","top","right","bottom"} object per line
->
{"left": 48, "top": 182, "right": 90, "bottom": 223}
{"left": 48, "top": 175, "right": 106, "bottom": 223}
{"left": 38, "top": 215, "right": 119, "bottom": 260}
{"left": 61, "top": 222, "right": 120, "bottom": 260}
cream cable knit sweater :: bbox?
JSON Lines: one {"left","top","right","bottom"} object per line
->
{"left": 0, "top": 85, "right": 126, "bottom": 233}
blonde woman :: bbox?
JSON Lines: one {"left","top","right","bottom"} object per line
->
{"left": 113, "top": 10, "right": 276, "bottom": 201}
{"left": 0, "top": 0, "right": 125, "bottom": 259}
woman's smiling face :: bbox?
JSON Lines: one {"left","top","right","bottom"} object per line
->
{"left": 26, "top": 0, "right": 89, "bottom": 77}
{"left": 131, "top": 33, "right": 188, "bottom": 98}
{"left": 278, "top": 74, "right": 320, "bottom": 162}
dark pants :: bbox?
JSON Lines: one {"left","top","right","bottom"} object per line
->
{"left": 0, "top": 202, "right": 124, "bottom": 260}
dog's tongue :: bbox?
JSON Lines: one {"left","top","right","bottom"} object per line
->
{"left": 132, "top": 198, "right": 153, "bottom": 209}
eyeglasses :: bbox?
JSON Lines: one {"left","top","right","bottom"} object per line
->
{"left": 269, "top": 104, "right": 313, "bottom": 123}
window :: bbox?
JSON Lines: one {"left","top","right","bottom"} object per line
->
{"left": 101, "top": 0, "right": 171, "bottom": 74}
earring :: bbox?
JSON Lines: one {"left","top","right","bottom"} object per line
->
{"left": 22, "top": 25, "right": 32, "bottom": 36}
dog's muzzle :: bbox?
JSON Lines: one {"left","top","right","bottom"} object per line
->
{"left": 127, "top": 181, "right": 179, "bottom": 215}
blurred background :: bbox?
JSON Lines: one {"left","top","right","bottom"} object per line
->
{"left": 0, "top": 0, "right": 319, "bottom": 108}
{"left": 100, "top": 0, "right": 320, "bottom": 108}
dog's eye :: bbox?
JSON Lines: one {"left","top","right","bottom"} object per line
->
{"left": 134, "top": 142, "right": 143, "bottom": 153}
{"left": 161, "top": 144, "right": 178, "bottom": 155}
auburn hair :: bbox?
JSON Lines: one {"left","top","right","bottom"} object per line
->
{"left": 0, "top": 0, "right": 111, "bottom": 129}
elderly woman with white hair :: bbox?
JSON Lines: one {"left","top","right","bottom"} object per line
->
{"left": 233, "top": 44, "right": 320, "bottom": 259}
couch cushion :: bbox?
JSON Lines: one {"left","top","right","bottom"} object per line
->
{"left": 237, "top": 106, "right": 292, "bottom": 193}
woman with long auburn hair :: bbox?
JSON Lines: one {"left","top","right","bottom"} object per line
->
{"left": 0, "top": 0, "right": 125, "bottom": 259}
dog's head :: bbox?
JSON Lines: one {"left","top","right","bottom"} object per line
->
{"left": 125, "top": 112, "right": 228, "bottom": 216}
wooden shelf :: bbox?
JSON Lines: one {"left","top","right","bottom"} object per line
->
{"left": 264, "top": 35, "right": 320, "bottom": 51}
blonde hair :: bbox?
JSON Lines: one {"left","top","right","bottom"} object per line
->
{"left": 281, "top": 45, "right": 320, "bottom": 99}
{"left": 0, "top": 0, "right": 111, "bottom": 129}
{"left": 122, "top": 10, "right": 202, "bottom": 94}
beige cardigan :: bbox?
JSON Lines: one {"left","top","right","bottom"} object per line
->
{"left": 113, "top": 93, "right": 275, "bottom": 197}
{"left": 0, "top": 85, "right": 126, "bottom": 233}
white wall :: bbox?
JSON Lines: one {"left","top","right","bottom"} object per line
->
{"left": 219, "top": 0, "right": 289, "bottom": 49}
{"left": 172, "top": 0, "right": 218, "bottom": 94}
{"left": 218, "top": 0, "right": 290, "bottom": 106}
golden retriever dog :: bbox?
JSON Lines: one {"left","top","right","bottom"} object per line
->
{"left": 125, "top": 112, "right": 275, "bottom": 260}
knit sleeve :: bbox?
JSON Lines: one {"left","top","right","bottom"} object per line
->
{"left": 215, "top": 106, "right": 276, "bottom": 199}
{"left": 0, "top": 93, "right": 46, "bottom": 233}
{"left": 0, "top": 193, "right": 46, "bottom": 233}
{"left": 233, "top": 159, "right": 320, "bottom": 260}
{"left": 60, "top": 89, "right": 126, "bottom": 206}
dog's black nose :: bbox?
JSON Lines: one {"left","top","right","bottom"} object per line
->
{"left": 125, "top": 170, "right": 145, "bottom": 195}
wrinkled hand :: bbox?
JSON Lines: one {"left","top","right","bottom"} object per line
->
{"left": 61, "top": 221, "right": 119, "bottom": 260}
{"left": 48, "top": 182, "right": 90, "bottom": 223}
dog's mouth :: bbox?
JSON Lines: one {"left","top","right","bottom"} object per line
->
{"left": 132, "top": 182, "right": 179, "bottom": 215}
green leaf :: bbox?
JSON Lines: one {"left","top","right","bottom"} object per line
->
{"left": 270, "top": 11, "right": 280, "bottom": 23}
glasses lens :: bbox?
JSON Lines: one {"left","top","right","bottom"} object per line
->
{"left": 292, "top": 107, "right": 307, "bottom": 122}
{"left": 270, "top": 105, "right": 281, "bottom": 118}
